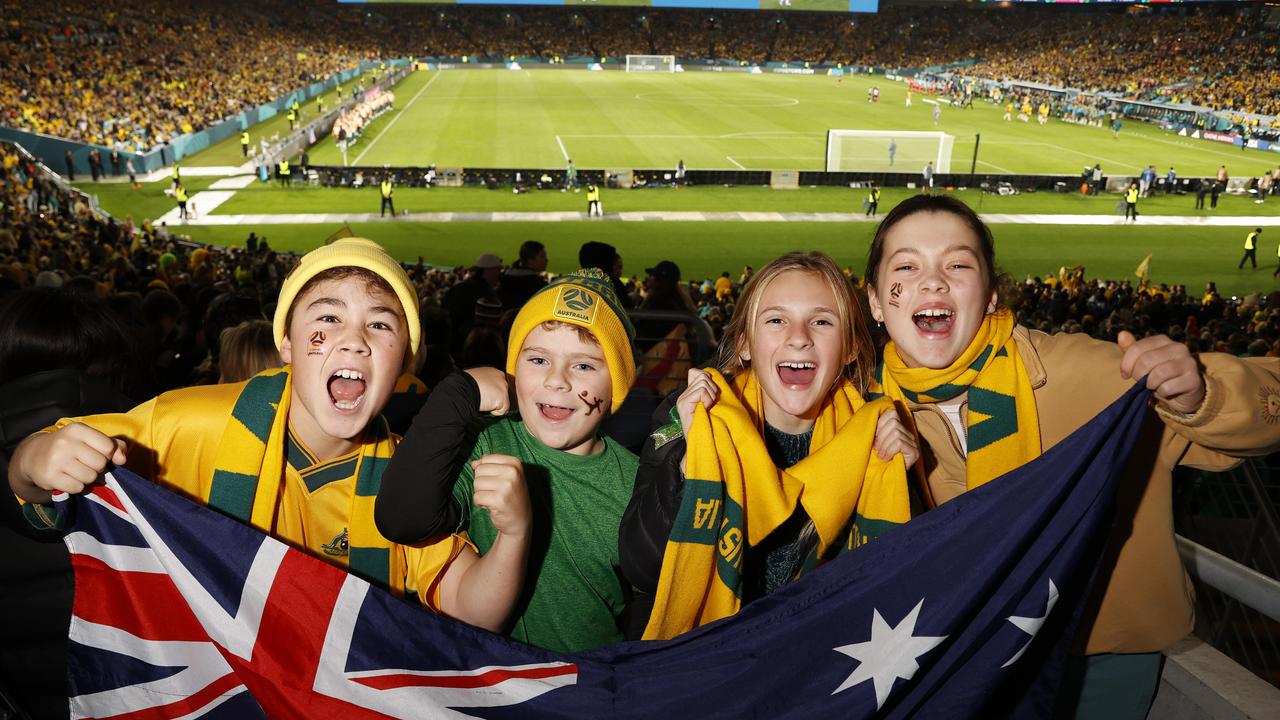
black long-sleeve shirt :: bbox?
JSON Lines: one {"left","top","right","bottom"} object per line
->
{"left": 374, "top": 372, "right": 479, "bottom": 544}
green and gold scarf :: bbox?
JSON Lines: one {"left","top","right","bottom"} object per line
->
{"left": 644, "top": 369, "right": 910, "bottom": 640}
{"left": 869, "top": 307, "right": 1040, "bottom": 491}
{"left": 207, "top": 366, "right": 406, "bottom": 594}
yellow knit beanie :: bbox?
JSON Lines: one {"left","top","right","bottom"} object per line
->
{"left": 273, "top": 238, "right": 420, "bottom": 354}
{"left": 506, "top": 268, "right": 637, "bottom": 413}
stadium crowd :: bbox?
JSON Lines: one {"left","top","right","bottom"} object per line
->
{"left": 2, "top": 139, "right": 1276, "bottom": 417}
{"left": 1, "top": 1, "right": 1275, "bottom": 155}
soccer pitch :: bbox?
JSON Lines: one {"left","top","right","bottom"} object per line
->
{"left": 89, "top": 67, "right": 1280, "bottom": 298}
{"left": 307, "top": 69, "right": 1279, "bottom": 177}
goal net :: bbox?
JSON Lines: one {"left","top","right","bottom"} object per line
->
{"left": 626, "top": 55, "right": 676, "bottom": 73}
{"left": 825, "top": 130, "right": 954, "bottom": 173}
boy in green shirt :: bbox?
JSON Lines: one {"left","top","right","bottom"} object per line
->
{"left": 377, "top": 268, "right": 639, "bottom": 652}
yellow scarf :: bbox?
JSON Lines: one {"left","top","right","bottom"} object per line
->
{"left": 643, "top": 369, "right": 910, "bottom": 640}
{"left": 869, "top": 308, "right": 1041, "bottom": 491}
{"left": 207, "top": 366, "right": 406, "bottom": 594}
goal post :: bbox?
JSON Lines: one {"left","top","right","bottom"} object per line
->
{"left": 626, "top": 55, "right": 675, "bottom": 73}
{"left": 825, "top": 130, "right": 954, "bottom": 173}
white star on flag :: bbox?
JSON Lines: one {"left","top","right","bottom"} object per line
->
{"left": 831, "top": 599, "right": 947, "bottom": 710}
{"left": 1001, "top": 579, "right": 1059, "bottom": 668}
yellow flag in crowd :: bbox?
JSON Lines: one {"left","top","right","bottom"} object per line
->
{"left": 324, "top": 223, "right": 355, "bottom": 245}
{"left": 1135, "top": 254, "right": 1151, "bottom": 280}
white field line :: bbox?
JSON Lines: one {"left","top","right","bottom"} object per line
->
{"left": 1031, "top": 141, "right": 1143, "bottom": 173}
{"left": 1129, "top": 130, "right": 1264, "bottom": 163}
{"left": 555, "top": 135, "right": 570, "bottom": 162}
{"left": 976, "top": 159, "right": 1018, "bottom": 174}
{"left": 725, "top": 156, "right": 746, "bottom": 169}
{"left": 352, "top": 72, "right": 442, "bottom": 165}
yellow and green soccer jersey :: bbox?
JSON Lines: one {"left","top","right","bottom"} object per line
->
{"left": 19, "top": 376, "right": 464, "bottom": 610}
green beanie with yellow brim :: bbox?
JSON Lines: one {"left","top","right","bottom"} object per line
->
{"left": 506, "top": 267, "right": 637, "bottom": 413}
{"left": 273, "top": 238, "right": 420, "bottom": 354}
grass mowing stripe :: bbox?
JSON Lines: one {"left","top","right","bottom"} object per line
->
{"left": 352, "top": 71, "right": 442, "bottom": 165}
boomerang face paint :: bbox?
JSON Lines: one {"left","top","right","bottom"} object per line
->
{"left": 868, "top": 212, "right": 997, "bottom": 370}
{"left": 514, "top": 323, "right": 612, "bottom": 457}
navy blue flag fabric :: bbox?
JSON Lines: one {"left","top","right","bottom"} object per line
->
{"left": 56, "top": 384, "right": 1151, "bottom": 719}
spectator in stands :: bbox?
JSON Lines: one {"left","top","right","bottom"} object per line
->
{"left": 217, "top": 319, "right": 282, "bottom": 383}
{"left": 862, "top": 193, "right": 1280, "bottom": 719}
{"left": 444, "top": 253, "right": 503, "bottom": 350}
{"left": 579, "top": 240, "right": 634, "bottom": 310}
{"left": 500, "top": 240, "right": 549, "bottom": 311}
{"left": 0, "top": 287, "right": 135, "bottom": 720}
{"left": 634, "top": 260, "right": 695, "bottom": 351}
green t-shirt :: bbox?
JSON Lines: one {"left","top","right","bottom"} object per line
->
{"left": 454, "top": 417, "right": 638, "bottom": 653}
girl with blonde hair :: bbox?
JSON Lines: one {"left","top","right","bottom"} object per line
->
{"left": 620, "top": 251, "right": 919, "bottom": 640}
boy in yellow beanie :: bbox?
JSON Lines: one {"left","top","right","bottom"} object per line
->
{"left": 9, "top": 238, "right": 528, "bottom": 632}
{"left": 377, "top": 267, "right": 640, "bottom": 652}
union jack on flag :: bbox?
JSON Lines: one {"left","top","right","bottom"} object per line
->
{"left": 58, "top": 384, "right": 1151, "bottom": 719}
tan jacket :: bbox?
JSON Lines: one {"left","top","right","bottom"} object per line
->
{"left": 904, "top": 326, "right": 1280, "bottom": 654}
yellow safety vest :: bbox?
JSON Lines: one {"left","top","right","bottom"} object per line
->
{"left": 171, "top": 165, "right": 180, "bottom": 180}
{"left": 175, "top": 186, "right": 188, "bottom": 202}
{"left": 381, "top": 180, "right": 393, "bottom": 198}
{"left": 868, "top": 188, "right": 880, "bottom": 203}
{"left": 240, "top": 132, "right": 249, "bottom": 145}
{"left": 1246, "top": 232, "right": 1258, "bottom": 250}
{"left": 279, "top": 160, "right": 290, "bottom": 176}
{"left": 1126, "top": 187, "right": 1139, "bottom": 203}
{"left": 587, "top": 186, "right": 600, "bottom": 202}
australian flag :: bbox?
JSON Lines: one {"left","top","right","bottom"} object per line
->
{"left": 57, "top": 385, "right": 1152, "bottom": 719}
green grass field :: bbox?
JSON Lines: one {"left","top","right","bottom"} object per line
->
{"left": 75, "top": 68, "right": 1280, "bottom": 298}
{"left": 306, "top": 69, "right": 1280, "bottom": 176}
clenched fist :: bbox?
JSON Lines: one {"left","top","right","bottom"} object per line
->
{"left": 471, "top": 454, "right": 531, "bottom": 539}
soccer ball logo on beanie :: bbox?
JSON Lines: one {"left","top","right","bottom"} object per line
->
{"left": 556, "top": 286, "right": 598, "bottom": 322}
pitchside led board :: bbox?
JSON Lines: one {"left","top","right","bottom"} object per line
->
{"left": 339, "top": 0, "right": 879, "bottom": 12}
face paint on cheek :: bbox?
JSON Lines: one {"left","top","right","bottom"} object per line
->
{"left": 578, "top": 389, "right": 605, "bottom": 416}
{"left": 888, "top": 282, "right": 903, "bottom": 308}
{"left": 308, "top": 330, "right": 325, "bottom": 355}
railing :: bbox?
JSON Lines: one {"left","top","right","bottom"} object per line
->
{"left": 1, "top": 141, "right": 103, "bottom": 219}
{"left": 1175, "top": 457, "right": 1280, "bottom": 689}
